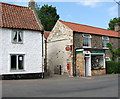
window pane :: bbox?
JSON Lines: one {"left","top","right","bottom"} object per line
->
{"left": 83, "top": 34, "right": 90, "bottom": 37}
{"left": 83, "top": 37, "right": 90, "bottom": 47}
{"left": 18, "top": 32, "right": 22, "bottom": 42}
{"left": 18, "top": 55, "right": 24, "bottom": 69}
{"left": 13, "top": 32, "right": 17, "bottom": 42}
{"left": 118, "top": 57, "right": 120, "bottom": 62}
{"left": 11, "top": 55, "right": 16, "bottom": 70}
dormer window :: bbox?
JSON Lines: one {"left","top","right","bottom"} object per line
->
{"left": 102, "top": 36, "right": 109, "bottom": 49}
{"left": 83, "top": 34, "right": 91, "bottom": 48}
{"left": 12, "top": 31, "right": 23, "bottom": 43}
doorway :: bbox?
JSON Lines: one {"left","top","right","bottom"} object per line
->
{"left": 85, "top": 54, "right": 91, "bottom": 77}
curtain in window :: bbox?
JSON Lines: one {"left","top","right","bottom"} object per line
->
{"left": 13, "top": 32, "right": 17, "bottom": 42}
{"left": 18, "top": 31, "right": 22, "bottom": 42}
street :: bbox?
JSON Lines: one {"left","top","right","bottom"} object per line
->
{"left": 2, "top": 74, "right": 119, "bottom": 97}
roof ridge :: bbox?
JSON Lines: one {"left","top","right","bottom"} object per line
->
{"left": 59, "top": 20, "right": 118, "bottom": 33}
{"left": 0, "top": 2, "right": 28, "bottom": 9}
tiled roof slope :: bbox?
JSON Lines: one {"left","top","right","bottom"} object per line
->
{"left": 59, "top": 20, "right": 119, "bottom": 38}
{"left": 0, "top": 2, "right": 42, "bottom": 31}
{"left": 44, "top": 31, "right": 50, "bottom": 39}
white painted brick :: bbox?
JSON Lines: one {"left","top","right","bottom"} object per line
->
{"left": 1, "top": 28, "right": 43, "bottom": 75}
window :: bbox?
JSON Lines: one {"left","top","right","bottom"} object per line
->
{"left": 12, "top": 31, "right": 23, "bottom": 43}
{"left": 83, "top": 34, "right": 91, "bottom": 48}
{"left": 105, "top": 57, "right": 110, "bottom": 61}
{"left": 118, "top": 57, "right": 120, "bottom": 62}
{"left": 10, "top": 55, "right": 24, "bottom": 71}
{"left": 91, "top": 55, "right": 104, "bottom": 70}
{"left": 102, "top": 36, "right": 109, "bottom": 49}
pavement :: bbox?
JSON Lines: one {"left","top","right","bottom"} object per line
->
{"left": 1, "top": 74, "right": 119, "bottom": 97}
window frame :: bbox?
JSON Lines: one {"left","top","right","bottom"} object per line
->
{"left": 118, "top": 57, "right": 120, "bottom": 62}
{"left": 10, "top": 54, "right": 25, "bottom": 72}
{"left": 102, "top": 36, "right": 109, "bottom": 49}
{"left": 82, "top": 34, "right": 91, "bottom": 48}
{"left": 12, "top": 30, "right": 23, "bottom": 44}
{"left": 105, "top": 57, "right": 110, "bottom": 61}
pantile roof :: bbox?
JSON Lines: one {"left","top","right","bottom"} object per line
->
{"left": 0, "top": 2, "right": 42, "bottom": 31}
{"left": 59, "top": 20, "right": 119, "bottom": 38}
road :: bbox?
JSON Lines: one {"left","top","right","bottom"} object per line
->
{"left": 2, "top": 74, "right": 119, "bottom": 97}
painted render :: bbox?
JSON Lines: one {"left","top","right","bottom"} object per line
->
{"left": 1, "top": 28, "right": 43, "bottom": 75}
{"left": 47, "top": 20, "right": 73, "bottom": 76}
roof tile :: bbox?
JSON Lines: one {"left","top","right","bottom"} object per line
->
{"left": 0, "top": 2, "right": 42, "bottom": 31}
{"left": 59, "top": 20, "right": 119, "bottom": 38}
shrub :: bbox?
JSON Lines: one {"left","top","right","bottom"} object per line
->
{"left": 106, "top": 61, "right": 120, "bottom": 74}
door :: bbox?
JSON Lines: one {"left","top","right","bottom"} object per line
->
{"left": 85, "top": 54, "right": 91, "bottom": 76}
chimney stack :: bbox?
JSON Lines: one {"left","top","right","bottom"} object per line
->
{"left": 115, "top": 22, "right": 120, "bottom": 32}
{"left": 29, "top": 0, "right": 35, "bottom": 10}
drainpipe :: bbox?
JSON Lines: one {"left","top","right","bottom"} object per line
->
{"left": 41, "top": 30, "right": 44, "bottom": 79}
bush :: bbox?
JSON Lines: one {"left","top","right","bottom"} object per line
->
{"left": 106, "top": 61, "right": 120, "bottom": 74}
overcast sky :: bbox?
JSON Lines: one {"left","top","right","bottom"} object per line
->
{"left": 0, "top": 0, "right": 118, "bottom": 29}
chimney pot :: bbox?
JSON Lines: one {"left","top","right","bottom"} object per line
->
{"left": 29, "top": 0, "right": 35, "bottom": 10}
{"left": 115, "top": 22, "right": 120, "bottom": 32}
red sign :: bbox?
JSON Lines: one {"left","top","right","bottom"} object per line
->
{"left": 65, "top": 46, "right": 70, "bottom": 51}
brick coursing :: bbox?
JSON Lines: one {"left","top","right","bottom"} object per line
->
{"left": 91, "top": 35, "right": 103, "bottom": 48}
{"left": 105, "top": 37, "right": 119, "bottom": 61}
{"left": 74, "top": 32, "right": 120, "bottom": 61}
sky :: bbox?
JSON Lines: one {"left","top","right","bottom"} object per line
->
{"left": 0, "top": 0, "right": 119, "bottom": 29}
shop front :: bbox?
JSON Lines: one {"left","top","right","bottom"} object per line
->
{"left": 76, "top": 49, "right": 106, "bottom": 77}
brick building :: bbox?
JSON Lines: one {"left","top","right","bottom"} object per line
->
{"left": 47, "top": 20, "right": 120, "bottom": 77}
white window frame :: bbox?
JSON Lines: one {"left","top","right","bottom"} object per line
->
{"left": 102, "top": 36, "right": 109, "bottom": 49}
{"left": 12, "top": 30, "right": 23, "bottom": 44}
{"left": 105, "top": 57, "right": 110, "bottom": 61}
{"left": 91, "top": 53, "right": 105, "bottom": 69}
{"left": 83, "top": 34, "right": 91, "bottom": 48}
{"left": 118, "top": 57, "right": 120, "bottom": 62}
{"left": 10, "top": 54, "right": 25, "bottom": 71}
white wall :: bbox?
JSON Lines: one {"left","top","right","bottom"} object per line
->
{"left": 48, "top": 40, "right": 72, "bottom": 75}
{"left": 47, "top": 21, "right": 73, "bottom": 75}
{"left": 1, "top": 28, "right": 43, "bottom": 75}
{"left": 0, "top": 28, "right": 2, "bottom": 75}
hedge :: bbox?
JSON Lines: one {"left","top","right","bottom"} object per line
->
{"left": 106, "top": 61, "right": 120, "bottom": 74}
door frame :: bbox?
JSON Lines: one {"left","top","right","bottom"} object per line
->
{"left": 84, "top": 53, "right": 91, "bottom": 77}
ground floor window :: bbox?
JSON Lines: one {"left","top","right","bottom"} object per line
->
{"left": 118, "top": 57, "right": 120, "bottom": 62}
{"left": 105, "top": 57, "right": 110, "bottom": 61}
{"left": 91, "top": 55, "right": 104, "bottom": 70}
{"left": 10, "top": 55, "right": 24, "bottom": 71}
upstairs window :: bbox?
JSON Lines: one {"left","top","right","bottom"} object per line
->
{"left": 12, "top": 31, "right": 23, "bottom": 43}
{"left": 102, "top": 36, "right": 109, "bottom": 49}
{"left": 83, "top": 34, "right": 91, "bottom": 48}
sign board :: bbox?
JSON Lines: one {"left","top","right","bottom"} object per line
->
{"left": 65, "top": 46, "right": 70, "bottom": 51}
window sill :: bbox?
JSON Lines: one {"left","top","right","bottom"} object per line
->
{"left": 83, "top": 46, "right": 91, "bottom": 48}
{"left": 12, "top": 42, "right": 23, "bottom": 44}
{"left": 10, "top": 70, "right": 25, "bottom": 72}
{"left": 103, "top": 47, "right": 109, "bottom": 49}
